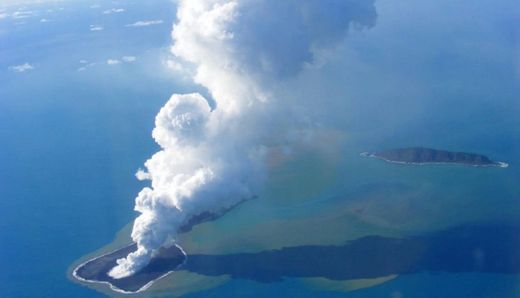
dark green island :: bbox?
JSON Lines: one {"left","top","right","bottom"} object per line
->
{"left": 361, "top": 147, "right": 508, "bottom": 168}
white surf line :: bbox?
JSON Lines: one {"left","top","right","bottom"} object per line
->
{"left": 360, "top": 152, "right": 509, "bottom": 168}
{"left": 73, "top": 244, "right": 188, "bottom": 294}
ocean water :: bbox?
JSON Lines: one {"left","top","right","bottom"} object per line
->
{"left": 1, "top": 0, "right": 520, "bottom": 297}
{"left": 0, "top": 1, "right": 182, "bottom": 297}
{"left": 184, "top": 273, "right": 520, "bottom": 298}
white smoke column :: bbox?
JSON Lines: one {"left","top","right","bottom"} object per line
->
{"left": 109, "top": 92, "right": 262, "bottom": 277}
{"left": 109, "top": 0, "right": 377, "bottom": 278}
{"left": 108, "top": 1, "right": 265, "bottom": 279}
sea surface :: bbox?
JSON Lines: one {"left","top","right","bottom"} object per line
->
{"left": 1, "top": 0, "right": 520, "bottom": 297}
{"left": 0, "top": 1, "right": 182, "bottom": 297}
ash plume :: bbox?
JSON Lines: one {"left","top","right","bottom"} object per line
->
{"left": 109, "top": 0, "right": 376, "bottom": 279}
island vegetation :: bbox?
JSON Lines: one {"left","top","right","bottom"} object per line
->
{"left": 361, "top": 147, "right": 508, "bottom": 167}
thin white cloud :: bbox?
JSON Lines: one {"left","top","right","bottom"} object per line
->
{"left": 0, "top": 13, "right": 8, "bottom": 19}
{"left": 90, "top": 4, "right": 100, "bottom": 9}
{"left": 90, "top": 25, "right": 103, "bottom": 31}
{"left": 77, "top": 56, "right": 135, "bottom": 71}
{"left": 9, "top": 63, "right": 34, "bottom": 72}
{"left": 77, "top": 62, "right": 96, "bottom": 72}
{"left": 40, "top": 18, "right": 50, "bottom": 22}
{"left": 12, "top": 10, "right": 35, "bottom": 19}
{"left": 125, "top": 20, "right": 163, "bottom": 27}
{"left": 122, "top": 56, "right": 136, "bottom": 63}
{"left": 103, "top": 8, "right": 125, "bottom": 14}
{"left": 107, "top": 59, "right": 120, "bottom": 65}
{"left": 165, "top": 59, "right": 184, "bottom": 72}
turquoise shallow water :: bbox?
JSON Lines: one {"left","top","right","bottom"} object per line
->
{"left": 1, "top": 0, "right": 520, "bottom": 297}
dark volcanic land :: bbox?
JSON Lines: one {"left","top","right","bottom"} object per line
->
{"left": 76, "top": 223, "right": 520, "bottom": 293}
{"left": 73, "top": 199, "right": 248, "bottom": 293}
{"left": 364, "top": 147, "right": 507, "bottom": 167}
{"left": 183, "top": 225, "right": 520, "bottom": 282}
{"left": 74, "top": 244, "right": 185, "bottom": 293}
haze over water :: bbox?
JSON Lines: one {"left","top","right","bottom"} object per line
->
{"left": 1, "top": 0, "right": 519, "bottom": 297}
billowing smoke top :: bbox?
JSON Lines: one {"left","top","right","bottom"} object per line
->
{"left": 109, "top": 0, "right": 376, "bottom": 279}
{"left": 152, "top": 93, "right": 211, "bottom": 148}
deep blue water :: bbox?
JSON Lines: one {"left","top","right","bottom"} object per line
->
{"left": 0, "top": 1, "right": 184, "bottom": 297}
{"left": 1, "top": 0, "right": 519, "bottom": 297}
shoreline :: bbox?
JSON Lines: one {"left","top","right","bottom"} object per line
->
{"left": 360, "top": 152, "right": 509, "bottom": 168}
{"left": 72, "top": 244, "right": 188, "bottom": 294}
{"left": 70, "top": 198, "right": 251, "bottom": 294}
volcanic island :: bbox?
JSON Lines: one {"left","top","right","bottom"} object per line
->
{"left": 361, "top": 147, "right": 508, "bottom": 168}
{"left": 72, "top": 201, "right": 247, "bottom": 293}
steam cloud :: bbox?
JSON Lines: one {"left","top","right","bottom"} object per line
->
{"left": 109, "top": 0, "right": 376, "bottom": 279}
